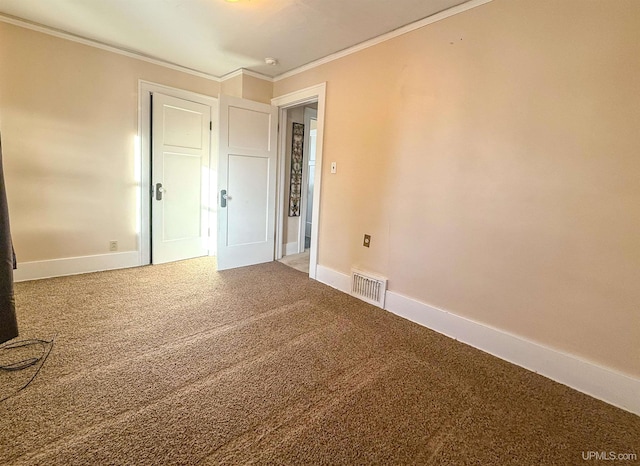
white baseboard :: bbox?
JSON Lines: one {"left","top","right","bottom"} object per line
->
{"left": 284, "top": 242, "right": 299, "bottom": 256}
{"left": 316, "top": 264, "right": 351, "bottom": 293}
{"left": 314, "top": 265, "right": 640, "bottom": 416}
{"left": 13, "top": 251, "right": 141, "bottom": 282}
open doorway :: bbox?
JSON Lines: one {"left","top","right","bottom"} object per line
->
{"left": 278, "top": 103, "right": 317, "bottom": 274}
{"left": 272, "top": 83, "right": 326, "bottom": 280}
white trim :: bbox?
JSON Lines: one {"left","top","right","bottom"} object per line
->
{"left": 220, "top": 69, "right": 244, "bottom": 81}
{"left": 314, "top": 265, "right": 640, "bottom": 416}
{"left": 0, "top": 14, "right": 221, "bottom": 83}
{"left": 13, "top": 252, "right": 139, "bottom": 282}
{"left": 274, "top": 106, "right": 288, "bottom": 262}
{"left": 138, "top": 81, "right": 218, "bottom": 266}
{"left": 273, "top": 0, "right": 493, "bottom": 82}
{"left": 316, "top": 265, "right": 351, "bottom": 294}
{"left": 284, "top": 242, "right": 299, "bottom": 256}
{"left": 299, "top": 108, "right": 317, "bottom": 254}
{"left": 272, "top": 84, "right": 326, "bottom": 109}
{"left": 271, "top": 83, "right": 326, "bottom": 280}
{"left": 220, "top": 68, "right": 273, "bottom": 82}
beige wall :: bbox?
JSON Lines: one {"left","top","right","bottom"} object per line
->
{"left": 1, "top": 1, "right": 638, "bottom": 378}
{"left": 274, "top": 0, "right": 640, "bottom": 377}
{"left": 220, "top": 73, "right": 273, "bottom": 104}
{"left": 0, "top": 22, "right": 220, "bottom": 262}
{"left": 220, "top": 74, "right": 242, "bottom": 98}
{"left": 242, "top": 74, "right": 273, "bottom": 104}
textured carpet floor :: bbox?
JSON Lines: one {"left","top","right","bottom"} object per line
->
{"left": 1, "top": 258, "right": 638, "bottom": 465}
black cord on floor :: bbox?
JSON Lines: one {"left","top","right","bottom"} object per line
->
{"left": 0, "top": 335, "right": 56, "bottom": 403}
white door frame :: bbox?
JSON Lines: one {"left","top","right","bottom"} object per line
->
{"left": 138, "top": 80, "right": 218, "bottom": 265}
{"left": 298, "top": 107, "right": 317, "bottom": 253}
{"left": 272, "top": 83, "right": 326, "bottom": 280}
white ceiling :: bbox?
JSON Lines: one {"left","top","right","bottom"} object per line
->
{"left": 0, "top": 0, "right": 469, "bottom": 79}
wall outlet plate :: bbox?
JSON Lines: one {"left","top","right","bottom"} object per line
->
{"left": 109, "top": 241, "right": 118, "bottom": 252}
{"left": 363, "top": 234, "right": 371, "bottom": 247}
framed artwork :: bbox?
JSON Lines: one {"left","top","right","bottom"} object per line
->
{"left": 288, "top": 122, "right": 304, "bottom": 216}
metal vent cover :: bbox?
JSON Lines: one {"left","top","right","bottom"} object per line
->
{"left": 350, "top": 269, "right": 387, "bottom": 308}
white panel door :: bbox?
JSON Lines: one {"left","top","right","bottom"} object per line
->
{"left": 152, "top": 92, "right": 211, "bottom": 264}
{"left": 217, "top": 95, "right": 278, "bottom": 270}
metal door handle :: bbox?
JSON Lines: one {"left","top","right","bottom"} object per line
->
{"left": 221, "top": 189, "right": 231, "bottom": 207}
{"left": 156, "top": 183, "right": 165, "bottom": 201}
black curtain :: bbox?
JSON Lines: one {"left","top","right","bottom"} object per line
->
{"left": 0, "top": 133, "right": 18, "bottom": 344}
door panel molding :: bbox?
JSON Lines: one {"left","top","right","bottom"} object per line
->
{"left": 138, "top": 80, "right": 218, "bottom": 266}
{"left": 151, "top": 92, "right": 210, "bottom": 264}
{"left": 217, "top": 95, "right": 278, "bottom": 270}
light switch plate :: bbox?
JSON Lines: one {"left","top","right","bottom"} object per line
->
{"left": 330, "top": 162, "right": 337, "bottom": 174}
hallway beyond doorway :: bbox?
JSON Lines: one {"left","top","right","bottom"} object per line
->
{"left": 278, "top": 249, "right": 309, "bottom": 274}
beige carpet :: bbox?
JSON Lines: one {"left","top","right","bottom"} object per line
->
{"left": 278, "top": 249, "right": 310, "bottom": 274}
{"left": 1, "top": 258, "right": 638, "bottom": 465}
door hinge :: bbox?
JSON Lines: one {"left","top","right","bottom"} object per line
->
{"left": 210, "top": 121, "right": 212, "bottom": 131}
{"left": 208, "top": 227, "right": 210, "bottom": 236}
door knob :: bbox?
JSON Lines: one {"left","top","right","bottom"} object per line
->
{"left": 221, "top": 189, "right": 232, "bottom": 207}
{"left": 156, "top": 183, "right": 165, "bottom": 201}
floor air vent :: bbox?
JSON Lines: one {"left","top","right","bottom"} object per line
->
{"left": 350, "top": 269, "right": 387, "bottom": 308}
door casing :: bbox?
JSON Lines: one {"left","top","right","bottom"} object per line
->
{"left": 298, "top": 107, "right": 317, "bottom": 253}
{"left": 272, "top": 83, "right": 327, "bottom": 280}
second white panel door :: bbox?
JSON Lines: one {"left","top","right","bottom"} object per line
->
{"left": 217, "top": 95, "right": 278, "bottom": 270}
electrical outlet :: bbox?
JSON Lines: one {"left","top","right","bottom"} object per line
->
{"left": 109, "top": 241, "right": 118, "bottom": 252}
{"left": 363, "top": 234, "right": 371, "bottom": 248}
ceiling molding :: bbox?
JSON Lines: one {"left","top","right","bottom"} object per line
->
{"left": 220, "top": 69, "right": 244, "bottom": 81}
{"left": 273, "top": 0, "right": 493, "bottom": 82}
{"left": 220, "top": 68, "right": 274, "bottom": 83}
{"left": 1, "top": 0, "right": 492, "bottom": 85}
{"left": 0, "top": 13, "right": 221, "bottom": 83}
{"left": 240, "top": 69, "right": 275, "bottom": 82}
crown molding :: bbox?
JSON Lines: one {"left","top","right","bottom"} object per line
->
{"left": 273, "top": 0, "right": 493, "bottom": 82}
{"left": 220, "top": 69, "right": 244, "bottom": 81}
{"left": 220, "top": 68, "right": 274, "bottom": 83}
{"left": 1, "top": 0, "right": 492, "bottom": 86}
{"left": 0, "top": 13, "right": 221, "bottom": 83}
{"left": 239, "top": 68, "right": 274, "bottom": 82}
